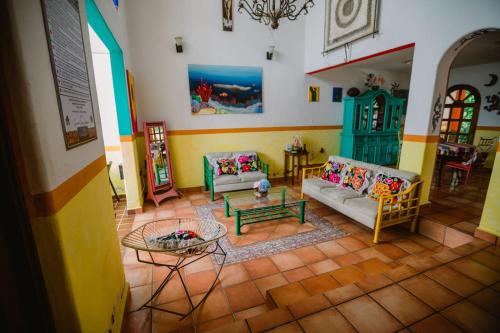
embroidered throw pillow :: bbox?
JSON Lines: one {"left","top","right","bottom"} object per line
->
{"left": 341, "top": 166, "right": 370, "bottom": 193}
{"left": 369, "top": 174, "right": 409, "bottom": 204}
{"left": 215, "top": 158, "right": 238, "bottom": 176}
{"left": 236, "top": 154, "right": 258, "bottom": 173}
{"left": 321, "top": 161, "right": 346, "bottom": 184}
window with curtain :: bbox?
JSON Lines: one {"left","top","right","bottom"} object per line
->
{"left": 440, "top": 85, "right": 480, "bottom": 144}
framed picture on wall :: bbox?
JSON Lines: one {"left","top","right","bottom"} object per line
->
{"left": 324, "top": 0, "right": 380, "bottom": 52}
{"left": 126, "top": 70, "right": 138, "bottom": 134}
{"left": 332, "top": 87, "right": 343, "bottom": 102}
{"left": 309, "top": 86, "right": 320, "bottom": 102}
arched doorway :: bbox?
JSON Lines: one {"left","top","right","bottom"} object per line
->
{"left": 425, "top": 29, "right": 500, "bottom": 241}
{"left": 440, "top": 84, "right": 481, "bottom": 144}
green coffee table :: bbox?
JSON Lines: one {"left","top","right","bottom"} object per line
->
{"left": 223, "top": 187, "right": 307, "bottom": 235}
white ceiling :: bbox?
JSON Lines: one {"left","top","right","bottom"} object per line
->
{"left": 452, "top": 31, "right": 500, "bottom": 68}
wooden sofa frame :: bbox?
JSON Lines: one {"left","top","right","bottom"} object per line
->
{"left": 204, "top": 156, "right": 269, "bottom": 201}
{"left": 301, "top": 162, "right": 423, "bottom": 243}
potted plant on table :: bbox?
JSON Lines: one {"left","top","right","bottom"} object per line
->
{"left": 253, "top": 179, "right": 271, "bottom": 198}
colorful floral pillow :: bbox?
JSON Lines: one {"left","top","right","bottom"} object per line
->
{"left": 369, "top": 174, "right": 409, "bottom": 204}
{"left": 215, "top": 158, "right": 238, "bottom": 176}
{"left": 321, "top": 161, "right": 346, "bottom": 184}
{"left": 341, "top": 166, "right": 371, "bottom": 193}
{"left": 236, "top": 154, "right": 258, "bottom": 173}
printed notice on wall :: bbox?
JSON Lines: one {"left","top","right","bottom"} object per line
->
{"left": 41, "top": 0, "right": 97, "bottom": 149}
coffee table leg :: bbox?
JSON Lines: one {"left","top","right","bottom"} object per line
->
{"left": 299, "top": 200, "right": 305, "bottom": 224}
{"left": 235, "top": 209, "right": 242, "bottom": 235}
{"left": 224, "top": 194, "right": 230, "bottom": 217}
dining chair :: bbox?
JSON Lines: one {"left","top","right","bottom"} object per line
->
{"left": 444, "top": 150, "right": 477, "bottom": 186}
{"left": 474, "top": 137, "right": 497, "bottom": 167}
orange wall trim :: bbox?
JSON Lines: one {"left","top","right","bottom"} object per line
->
{"left": 403, "top": 134, "right": 440, "bottom": 143}
{"left": 137, "top": 125, "right": 342, "bottom": 137}
{"left": 120, "top": 134, "right": 136, "bottom": 142}
{"left": 104, "top": 145, "right": 121, "bottom": 152}
{"left": 32, "top": 155, "right": 107, "bottom": 217}
{"left": 476, "top": 126, "right": 500, "bottom": 131}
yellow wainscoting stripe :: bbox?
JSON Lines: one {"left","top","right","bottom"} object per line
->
{"left": 403, "top": 134, "right": 440, "bottom": 143}
{"left": 137, "top": 125, "right": 342, "bottom": 137}
{"left": 32, "top": 155, "right": 107, "bottom": 217}
{"left": 104, "top": 145, "right": 121, "bottom": 152}
{"left": 120, "top": 134, "right": 136, "bottom": 142}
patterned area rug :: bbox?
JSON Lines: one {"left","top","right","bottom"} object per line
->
{"left": 195, "top": 202, "right": 348, "bottom": 265}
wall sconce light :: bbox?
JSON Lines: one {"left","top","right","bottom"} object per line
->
{"left": 174, "top": 36, "right": 183, "bottom": 53}
{"left": 267, "top": 45, "right": 275, "bottom": 60}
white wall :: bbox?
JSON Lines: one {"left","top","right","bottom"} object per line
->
{"left": 304, "top": 0, "right": 500, "bottom": 135}
{"left": 448, "top": 62, "right": 500, "bottom": 127}
{"left": 89, "top": 27, "right": 121, "bottom": 148}
{"left": 9, "top": 0, "right": 105, "bottom": 193}
{"left": 125, "top": 0, "right": 328, "bottom": 129}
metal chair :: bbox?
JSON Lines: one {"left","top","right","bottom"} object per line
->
{"left": 474, "top": 137, "right": 497, "bottom": 167}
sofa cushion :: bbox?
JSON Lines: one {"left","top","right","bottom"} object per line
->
{"left": 321, "top": 160, "right": 347, "bottom": 184}
{"left": 341, "top": 165, "right": 372, "bottom": 194}
{"left": 302, "top": 178, "right": 338, "bottom": 193}
{"left": 368, "top": 173, "right": 410, "bottom": 204}
{"left": 206, "top": 152, "right": 234, "bottom": 163}
{"left": 235, "top": 153, "right": 259, "bottom": 173}
{"left": 320, "top": 187, "right": 362, "bottom": 203}
{"left": 343, "top": 197, "right": 379, "bottom": 219}
{"left": 377, "top": 166, "right": 419, "bottom": 183}
{"left": 213, "top": 175, "right": 241, "bottom": 186}
{"left": 214, "top": 158, "right": 238, "bottom": 176}
{"left": 237, "top": 171, "right": 267, "bottom": 183}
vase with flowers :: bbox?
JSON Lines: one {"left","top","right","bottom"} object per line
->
{"left": 253, "top": 179, "right": 271, "bottom": 198}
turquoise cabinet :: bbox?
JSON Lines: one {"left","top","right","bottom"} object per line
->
{"left": 340, "top": 89, "right": 404, "bottom": 165}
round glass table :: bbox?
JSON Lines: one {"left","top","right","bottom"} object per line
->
{"left": 121, "top": 218, "right": 227, "bottom": 319}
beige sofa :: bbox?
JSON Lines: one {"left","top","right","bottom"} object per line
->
{"left": 204, "top": 151, "right": 269, "bottom": 201}
{"left": 301, "top": 156, "right": 423, "bottom": 243}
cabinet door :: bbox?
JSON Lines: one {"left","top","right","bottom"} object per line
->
{"left": 354, "top": 145, "right": 365, "bottom": 161}
{"left": 389, "top": 143, "right": 400, "bottom": 165}
{"left": 366, "top": 145, "right": 378, "bottom": 163}
{"left": 378, "top": 143, "right": 389, "bottom": 165}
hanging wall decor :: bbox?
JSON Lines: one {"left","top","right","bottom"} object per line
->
{"left": 189, "top": 64, "right": 263, "bottom": 115}
{"left": 309, "top": 86, "right": 320, "bottom": 102}
{"left": 332, "top": 87, "right": 343, "bottom": 102}
{"left": 41, "top": 0, "right": 97, "bottom": 149}
{"left": 126, "top": 70, "right": 138, "bottom": 134}
{"left": 484, "top": 92, "right": 500, "bottom": 115}
{"left": 222, "top": 0, "right": 233, "bottom": 31}
{"left": 484, "top": 73, "right": 498, "bottom": 87}
{"left": 324, "top": 0, "right": 380, "bottom": 52}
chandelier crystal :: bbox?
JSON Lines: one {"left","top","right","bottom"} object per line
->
{"left": 238, "top": 0, "right": 315, "bottom": 30}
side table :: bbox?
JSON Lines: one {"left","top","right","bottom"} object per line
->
{"left": 284, "top": 150, "right": 308, "bottom": 185}
{"left": 121, "top": 218, "right": 227, "bottom": 320}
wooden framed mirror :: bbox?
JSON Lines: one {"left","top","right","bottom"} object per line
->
{"left": 144, "top": 121, "right": 180, "bottom": 206}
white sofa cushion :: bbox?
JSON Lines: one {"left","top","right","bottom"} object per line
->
{"left": 321, "top": 187, "right": 362, "bottom": 204}
{"left": 302, "top": 178, "right": 338, "bottom": 193}
{"left": 213, "top": 175, "right": 241, "bottom": 186}
{"left": 238, "top": 171, "right": 267, "bottom": 183}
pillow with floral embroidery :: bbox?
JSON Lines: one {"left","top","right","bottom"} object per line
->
{"left": 341, "top": 166, "right": 371, "bottom": 193}
{"left": 215, "top": 158, "right": 238, "bottom": 176}
{"left": 369, "top": 174, "right": 410, "bottom": 204}
{"left": 321, "top": 161, "right": 346, "bottom": 184}
{"left": 236, "top": 154, "right": 258, "bottom": 173}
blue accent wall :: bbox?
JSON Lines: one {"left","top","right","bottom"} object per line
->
{"left": 86, "top": 0, "right": 132, "bottom": 136}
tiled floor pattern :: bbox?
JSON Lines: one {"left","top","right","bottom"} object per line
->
{"left": 426, "top": 166, "right": 492, "bottom": 236}
{"left": 115, "top": 181, "right": 500, "bottom": 332}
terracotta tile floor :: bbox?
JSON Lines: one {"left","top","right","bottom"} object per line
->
{"left": 116, "top": 180, "right": 500, "bottom": 332}
{"left": 426, "top": 166, "right": 492, "bottom": 237}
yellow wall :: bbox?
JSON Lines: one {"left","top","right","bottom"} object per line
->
{"left": 474, "top": 128, "right": 500, "bottom": 168}
{"left": 399, "top": 140, "right": 438, "bottom": 203}
{"left": 120, "top": 138, "right": 144, "bottom": 211}
{"left": 32, "top": 168, "right": 127, "bottom": 333}
{"left": 137, "top": 129, "right": 341, "bottom": 189}
{"left": 479, "top": 147, "right": 500, "bottom": 237}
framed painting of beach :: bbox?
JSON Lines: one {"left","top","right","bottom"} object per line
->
{"left": 188, "top": 64, "right": 263, "bottom": 115}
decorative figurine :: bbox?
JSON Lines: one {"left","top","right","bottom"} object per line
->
{"left": 253, "top": 179, "right": 271, "bottom": 198}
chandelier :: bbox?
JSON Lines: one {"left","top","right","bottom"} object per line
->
{"left": 238, "top": 0, "right": 315, "bottom": 30}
